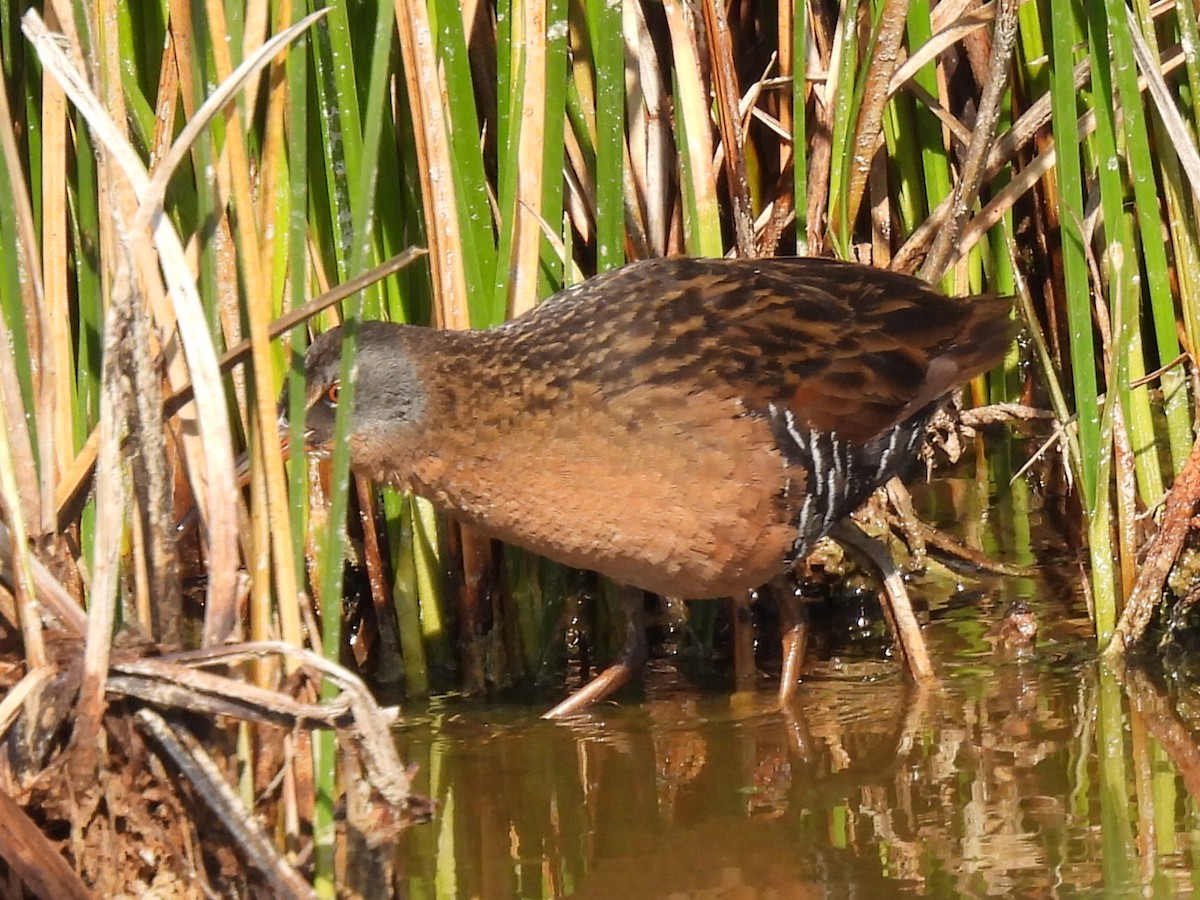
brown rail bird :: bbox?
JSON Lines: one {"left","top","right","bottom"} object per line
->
{"left": 291, "top": 257, "right": 1014, "bottom": 715}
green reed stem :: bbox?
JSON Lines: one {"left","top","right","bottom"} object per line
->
{"left": 826, "top": 1, "right": 860, "bottom": 256}
{"left": 589, "top": 0, "right": 625, "bottom": 271}
{"left": 792, "top": 0, "right": 808, "bottom": 253}
{"left": 286, "top": 2, "right": 313, "bottom": 627}
{"left": 388, "top": 491, "right": 431, "bottom": 696}
{"left": 1107, "top": 0, "right": 1193, "bottom": 478}
{"left": 1097, "top": 664, "right": 1137, "bottom": 888}
{"left": 311, "top": 1, "right": 394, "bottom": 892}
{"left": 1048, "top": 0, "right": 1100, "bottom": 508}
{"left": 432, "top": 0, "right": 497, "bottom": 324}
{"left": 904, "top": 0, "right": 951, "bottom": 237}
{"left": 1084, "top": 1, "right": 1162, "bottom": 518}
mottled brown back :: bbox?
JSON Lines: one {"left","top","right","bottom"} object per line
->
{"left": 484, "top": 257, "right": 1014, "bottom": 443}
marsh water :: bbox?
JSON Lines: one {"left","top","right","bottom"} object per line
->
{"left": 388, "top": 466, "right": 1200, "bottom": 898}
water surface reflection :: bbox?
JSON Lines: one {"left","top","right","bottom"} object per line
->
{"left": 395, "top": 599, "right": 1200, "bottom": 897}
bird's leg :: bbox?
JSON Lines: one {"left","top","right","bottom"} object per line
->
{"left": 773, "top": 576, "right": 808, "bottom": 705}
{"left": 542, "top": 584, "right": 647, "bottom": 718}
{"left": 830, "top": 520, "right": 935, "bottom": 682}
{"left": 732, "top": 592, "right": 757, "bottom": 692}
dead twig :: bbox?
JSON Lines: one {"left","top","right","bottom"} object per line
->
{"left": 0, "top": 781, "right": 93, "bottom": 900}
{"left": 1105, "top": 433, "right": 1200, "bottom": 656}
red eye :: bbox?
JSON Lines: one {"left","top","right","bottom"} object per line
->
{"left": 325, "top": 383, "right": 340, "bottom": 405}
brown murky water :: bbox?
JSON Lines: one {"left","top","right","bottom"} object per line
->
{"left": 390, "top": 469, "right": 1200, "bottom": 897}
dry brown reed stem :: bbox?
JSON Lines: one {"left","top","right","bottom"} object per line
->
{"left": 125, "top": 289, "right": 183, "bottom": 643}
{"left": 76, "top": 268, "right": 129, "bottom": 778}
{"left": 41, "top": 63, "right": 71, "bottom": 536}
{"left": 777, "top": 3, "right": 795, "bottom": 200}
{"left": 149, "top": 641, "right": 418, "bottom": 809}
{"left": 23, "top": 5, "right": 330, "bottom": 778}
{"left": 1105, "top": 431, "right": 1200, "bottom": 655}
{"left": 702, "top": 0, "right": 755, "bottom": 257}
{"left": 919, "top": 0, "right": 1019, "bottom": 282}
{"left": 395, "top": 0, "right": 471, "bottom": 329}
{"left": 26, "top": 9, "right": 244, "bottom": 644}
{"left": 869, "top": 140, "right": 891, "bottom": 264}
{"left": 662, "top": 0, "right": 719, "bottom": 249}
{"left": 562, "top": 122, "right": 594, "bottom": 249}
{"left": 839, "top": 0, "right": 910, "bottom": 243}
{"left": 1119, "top": 663, "right": 1200, "bottom": 803}
{"left": 0, "top": 784, "right": 93, "bottom": 899}
{"left": 355, "top": 480, "right": 405, "bottom": 680}
{"left": 887, "top": 3, "right": 994, "bottom": 94}
{"left": 33, "top": 1, "right": 78, "bottom": 551}
{"left": 508, "top": 0, "right": 550, "bottom": 318}
{"left": 626, "top": 0, "right": 673, "bottom": 256}
{"left": 803, "top": 10, "right": 834, "bottom": 252}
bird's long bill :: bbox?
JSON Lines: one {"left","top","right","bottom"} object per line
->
{"left": 231, "top": 419, "right": 294, "bottom": 489}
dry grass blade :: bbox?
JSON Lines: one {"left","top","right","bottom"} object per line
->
{"left": 889, "top": 4, "right": 995, "bottom": 95}
{"left": 0, "top": 398, "right": 45, "bottom": 669}
{"left": 507, "top": 0, "right": 550, "bottom": 317}
{"left": 892, "top": 51, "right": 1095, "bottom": 271}
{"left": 804, "top": 10, "right": 835, "bottom": 252}
{"left": 625, "top": 0, "right": 672, "bottom": 255}
{"left": 39, "top": 72, "right": 70, "bottom": 540}
{"left": 897, "top": 3, "right": 1189, "bottom": 275}
{"left": 75, "top": 277, "right": 132, "bottom": 776}
{"left": 663, "top": 0, "right": 721, "bottom": 254}
{"left": 22, "top": 10, "right": 241, "bottom": 644}
{"left": 134, "top": 9, "right": 330, "bottom": 231}
{"left": 951, "top": 151, "right": 1054, "bottom": 264}
{"left": 157, "top": 641, "right": 419, "bottom": 812}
